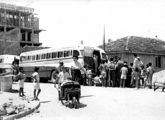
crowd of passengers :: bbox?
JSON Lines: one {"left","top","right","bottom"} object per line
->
{"left": 6, "top": 53, "right": 155, "bottom": 101}
{"left": 58, "top": 53, "right": 154, "bottom": 89}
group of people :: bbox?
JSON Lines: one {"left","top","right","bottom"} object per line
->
{"left": 12, "top": 58, "right": 41, "bottom": 101}
{"left": 85, "top": 53, "right": 155, "bottom": 89}
{"left": 55, "top": 56, "right": 86, "bottom": 85}
{"left": 12, "top": 52, "right": 155, "bottom": 102}
{"left": 56, "top": 53, "right": 155, "bottom": 89}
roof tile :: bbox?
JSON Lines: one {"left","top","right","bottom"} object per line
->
{"left": 107, "top": 36, "right": 165, "bottom": 54}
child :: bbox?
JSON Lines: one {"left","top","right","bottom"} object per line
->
{"left": 120, "top": 63, "right": 128, "bottom": 88}
{"left": 57, "top": 66, "right": 71, "bottom": 85}
{"left": 93, "top": 76, "right": 102, "bottom": 86}
{"left": 147, "top": 62, "right": 154, "bottom": 89}
{"left": 57, "top": 66, "right": 71, "bottom": 100}
{"left": 16, "top": 67, "right": 26, "bottom": 97}
{"left": 99, "top": 60, "right": 107, "bottom": 87}
{"left": 140, "top": 65, "right": 147, "bottom": 88}
{"left": 86, "top": 66, "right": 93, "bottom": 86}
{"left": 32, "top": 67, "right": 41, "bottom": 100}
{"left": 100, "top": 69, "right": 107, "bottom": 87}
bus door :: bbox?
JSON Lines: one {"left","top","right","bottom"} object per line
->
{"left": 83, "top": 47, "right": 95, "bottom": 73}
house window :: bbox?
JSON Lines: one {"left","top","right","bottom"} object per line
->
{"left": 155, "top": 56, "right": 161, "bottom": 68}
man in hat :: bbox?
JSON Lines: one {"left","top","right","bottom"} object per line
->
{"left": 57, "top": 60, "right": 64, "bottom": 73}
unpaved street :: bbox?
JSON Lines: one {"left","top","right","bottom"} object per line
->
{"left": 13, "top": 83, "right": 165, "bottom": 120}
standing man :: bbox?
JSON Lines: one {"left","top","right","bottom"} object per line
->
{"left": 115, "top": 57, "right": 124, "bottom": 87}
{"left": 133, "top": 53, "right": 142, "bottom": 71}
{"left": 108, "top": 58, "right": 116, "bottom": 87}
{"left": 93, "top": 54, "right": 99, "bottom": 75}
{"left": 132, "top": 53, "right": 142, "bottom": 87}
{"left": 32, "top": 67, "right": 41, "bottom": 100}
{"left": 127, "top": 63, "right": 133, "bottom": 88}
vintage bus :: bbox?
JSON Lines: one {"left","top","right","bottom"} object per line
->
{"left": 0, "top": 54, "right": 19, "bottom": 75}
{"left": 19, "top": 45, "right": 108, "bottom": 82}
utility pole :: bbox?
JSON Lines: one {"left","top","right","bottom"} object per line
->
{"left": 4, "top": 8, "right": 7, "bottom": 54}
{"left": 103, "top": 24, "right": 105, "bottom": 51}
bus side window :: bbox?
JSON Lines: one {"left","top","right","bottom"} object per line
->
{"left": 70, "top": 50, "right": 73, "bottom": 56}
{"left": 36, "top": 54, "right": 40, "bottom": 60}
{"left": 64, "top": 51, "right": 70, "bottom": 57}
{"left": 58, "top": 51, "right": 63, "bottom": 58}
{"left": 41, "top": 54, "right": 46, "bottom": 59}
{"left": 28, "top": 56, "right": 31, "bottom": 61}
{"left": 46, "top": 53, "right": 51, "bottom": 59}
{"left": 32, "top": 55, "right": 35, "bottom": 61}
{"left": 0, "top": 59, "right": 3, "bottom": 63}
{"left": 37, "top": 54, "right": 41, "bottom": 60}
{"left": 22, "top": 56, "right": 26, "bottom": 61}
{"left": 52, "top": 52, "right": 57, "bottom": 58}
{"left": 25, "top": 56, "right": 29, "bottom": 61}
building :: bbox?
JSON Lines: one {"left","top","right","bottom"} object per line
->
{"left": 105, "top": 36, "right": 165, "bottom": 72}
{"left": 0, "top": 3, "right": 42, "bottom": 55}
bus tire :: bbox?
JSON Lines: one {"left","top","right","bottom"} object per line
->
{"left": 51, "top": 70, "right": 58, "bottom": 83}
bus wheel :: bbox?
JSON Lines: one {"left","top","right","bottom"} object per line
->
{"left": 51, "top": 70, "right": 58, "bottom": 83}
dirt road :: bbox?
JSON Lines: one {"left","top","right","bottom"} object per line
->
{"left": 14, "top": 83, "right": 165, "bottom": 120}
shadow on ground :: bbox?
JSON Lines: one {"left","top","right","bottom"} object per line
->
{"left": 40, "top": 101, "right": 51, "bottom": 104}
{"left": 78, "top": 103, "right": 87, "bottom": 108}
{"left": 10, "top": 89, "right": 19, "bottom": 93}
{"left": 81, "top": 95, "right": 94, "bottom": 98}
{"left": 65, "top": 102, "right": 87, "bottom": 109}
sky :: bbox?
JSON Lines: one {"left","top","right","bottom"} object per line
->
{"left": 1, "top": 0, "right": 165, "bottom": 48}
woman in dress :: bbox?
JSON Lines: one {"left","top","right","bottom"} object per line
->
{"left": 71, "top": 56, "right": 86, "bottom": 84}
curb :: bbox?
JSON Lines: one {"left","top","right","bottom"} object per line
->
{"left": 0, "top": 101, "right": 40, "bottom": 120}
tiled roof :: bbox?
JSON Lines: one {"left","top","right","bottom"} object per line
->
{"left": 106, "top": 36, "right": 165, "bottom": 54}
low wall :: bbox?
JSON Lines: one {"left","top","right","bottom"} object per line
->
{"left": 0, "top": 75, "right": 13, "bottom": 92}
